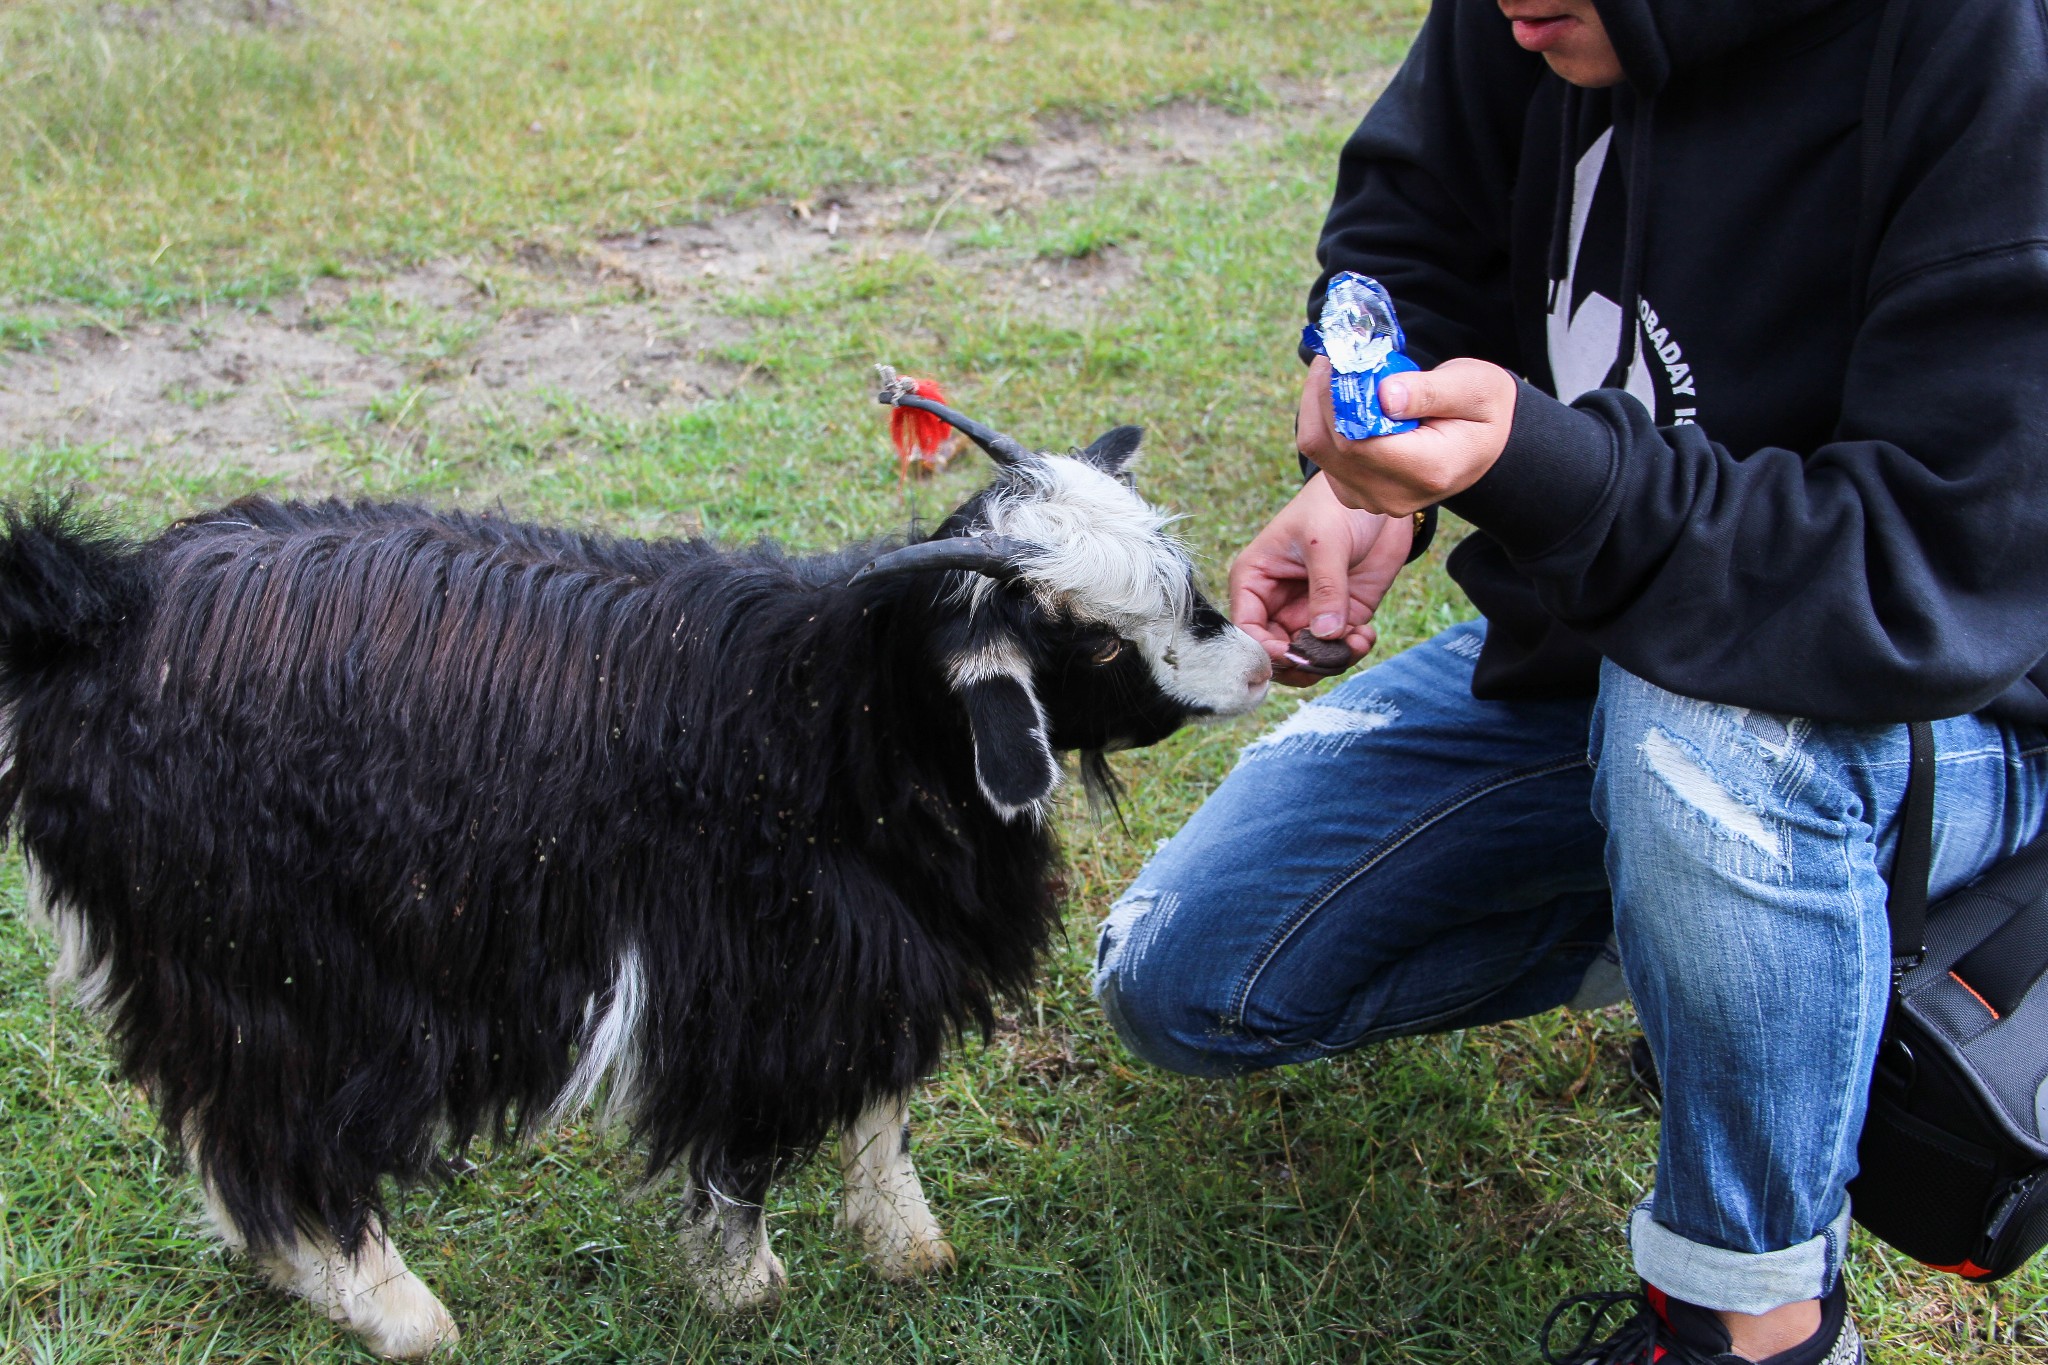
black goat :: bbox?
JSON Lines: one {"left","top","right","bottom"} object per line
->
{"left": 0, "top": 374, "right": 1271, "bottom": 1357}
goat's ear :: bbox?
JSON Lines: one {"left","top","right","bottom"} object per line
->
{"left": 951, "top": 657, "right": 1059, "bottom": 822}
{"left": 1078, "top": 425, "right": 1144, "bottom": 476}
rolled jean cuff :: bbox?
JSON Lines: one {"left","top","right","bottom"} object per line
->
{"left": 1629, "top": 1196, "right": 1849, "bottom": 1315}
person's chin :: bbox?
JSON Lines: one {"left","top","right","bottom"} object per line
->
{"left": 1542, "top": 50, "right": 1627, "bottom": 89}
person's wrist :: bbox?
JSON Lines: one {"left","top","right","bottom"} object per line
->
{"left": 1404, "top": 506, "right": 1437, "bottom": 564}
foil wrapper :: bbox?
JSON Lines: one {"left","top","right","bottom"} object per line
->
{"left": 1300, "top": 271, "right": 1420, "bottom": 439}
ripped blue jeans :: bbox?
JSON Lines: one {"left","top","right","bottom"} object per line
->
{"left": 1095, "top": 619, "right": 2048, "bottom": 1314}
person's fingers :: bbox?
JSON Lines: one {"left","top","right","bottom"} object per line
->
{"left": 1296, "top": 356, "right": 1337, "bottom": 464}
{"left": 1228, "top": 534, "right": 1269, "bottom": 611}
{"left": 1376, "top": 372, "right": 1422, "bottom": 422}
{"left": 1220, "top": 601, "right": 1286, "bottom": 654}
{"left": 1230, "top": 550, "right": 1288, "bottom": 637}
{"left": 1227, "top": 566, "right": 1263, "bottom": 632}
{"left": 1301, "top": 517, "right": 1360, "bottom": 641}
{"left": 1248, "top": 626, "right": 1297, "bottom": 662}
{"left": 1378, "top": 357, "right": 1513, "bottom": 423}
{"left": 1321, "top": 430, "right": 1457, "bottom": 515}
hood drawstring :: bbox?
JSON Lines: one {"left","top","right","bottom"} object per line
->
{"left": 1601, "top": 89, "right": 1657, "bottom": 392}
{"left": 1543, "top": 79, "right": 1658, "bottom": 395}
{"left": 1545, "top": 84, "right": 1582, "bottom": 313}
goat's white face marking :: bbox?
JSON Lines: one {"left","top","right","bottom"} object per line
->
{"left": 982, "top": 456, "right": 1270, "bottom": 716}
{"left": 1127, "top": 615, "right": 1272, "bottom": 717}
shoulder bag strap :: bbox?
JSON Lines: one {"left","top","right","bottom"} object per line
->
{"left": 1887, "top": 720, "right": 1937, "bottom": 980}
{"left": 1860, "top": 0, "right": 1934, "bottom": 980}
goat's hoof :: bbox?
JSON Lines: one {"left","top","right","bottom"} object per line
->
{"left": 872, "top": 1235, "right": 957, "bottom": 1283}
{"left": 696, "top": 1249, "right": 787, "bottom": 1316}
{"left": 356, "top": 1283, "right": 460, "bottom": 1359}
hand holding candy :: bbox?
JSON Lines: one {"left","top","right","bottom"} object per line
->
{"left": 1296, "top": 273, "right": 1519, "bottom": 518}
{"left": 1298, "top": 356, "right": 1520, "bottom": 518}
{"left": 1229, "top": 473, "right": 1413, "bottom": 687}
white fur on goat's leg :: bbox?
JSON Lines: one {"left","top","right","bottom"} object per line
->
{"left": 679, "top": 1183, "right": 786, "bottom": 1314}
{"left": 27, "top": 868, "right": 118, "bottom": 1013}
{"left": 253, "top": 1218, "right": 457, "bottom": 1359}
{"left": 837, "top": 1095, "right": 956, "bottom": 1280}
{"left": 193, "top": 1162, "right": 457, "bottom": 1359}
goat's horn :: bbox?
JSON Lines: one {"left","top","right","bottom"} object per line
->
{"left": 852, "top": 535, "right": 1035, "bottom": 582}
{"left": 874, "top": 363, "right": 1040, "bottom": 469}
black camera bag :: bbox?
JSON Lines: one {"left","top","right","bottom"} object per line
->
{"left": 1847, "top": 721, "right": 2048, "bottom": 1279}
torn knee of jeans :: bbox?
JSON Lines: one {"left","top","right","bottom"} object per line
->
{"left": 1639, "top": 726, "right": 1784, "bottom": 863}
{"left": 1094, "top": 886, "right": 1181, "bottom": 991}
{"left": 1240, "top": 690, "right": 1401, "bottom": 762}
{"left": 1441, "top": 631, "right": 1484, "bottom": 661}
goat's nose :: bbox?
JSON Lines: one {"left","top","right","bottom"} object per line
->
{"left": 1246, "top": 655, "right": 1273, "bottom": 704}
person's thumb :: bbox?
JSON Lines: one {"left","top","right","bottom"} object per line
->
{"left": 1303, "top": 522, "right": 1353, "bottom": 640}
{"left": 1379, "top": 358, "right": 1505, "bottom": 422}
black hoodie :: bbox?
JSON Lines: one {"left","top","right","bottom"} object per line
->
{"left": 1311, "top": 0, "right": 2048, "bottom": 724}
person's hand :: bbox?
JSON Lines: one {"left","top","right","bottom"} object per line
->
{"left": 1296, "top": 355, "right": 1518, "bottom": 515}
{"left": 1230, "top": 472, "right": 1413, "bottom": 687}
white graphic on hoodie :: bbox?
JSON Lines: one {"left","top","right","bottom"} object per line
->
{"left": 1545, "top": 128, "right": 1698, "bottom": 425}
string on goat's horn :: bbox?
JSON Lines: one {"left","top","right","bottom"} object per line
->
{"left": 875, "top": 364, "right": 1040, "bottom": 468}
{"left": 853, "top": 533, "right": 1034, "bottom": 582}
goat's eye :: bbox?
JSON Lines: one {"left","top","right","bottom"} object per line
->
{"left": 1091, "top": 638, "right": 1124, "bottom": 665}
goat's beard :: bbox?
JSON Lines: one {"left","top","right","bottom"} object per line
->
{"left": 1077, "top": 750, "right": 1127, "bottom": 826}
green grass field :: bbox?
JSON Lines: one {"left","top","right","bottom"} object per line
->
{"left": 2, "top": 1, "right": 2044, "bottom": 1360}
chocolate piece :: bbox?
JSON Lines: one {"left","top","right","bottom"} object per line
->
{"left": 1288, "top": 628, "right": 1352, "bottom": 674}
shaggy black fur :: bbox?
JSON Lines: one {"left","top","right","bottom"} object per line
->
{"left": 0, "top": 483, "right": 1202, "bottom": 1257}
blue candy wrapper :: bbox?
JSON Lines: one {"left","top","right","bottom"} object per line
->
{"left": 1300, "top": 272, "right": 1419, "bottom": 439}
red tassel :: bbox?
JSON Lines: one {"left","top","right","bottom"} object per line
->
{"left": 889, "top": 377, "right": 956, "bottom": 479}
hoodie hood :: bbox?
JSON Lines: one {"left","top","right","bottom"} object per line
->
{"left": 1590, "top": 0, "right": 1865, "bottom": 93}
{"left": 1561, "top": 0, "right": 1887, "bottom": 402}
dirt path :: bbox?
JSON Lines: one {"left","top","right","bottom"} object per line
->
{"left": 0, "top": 84, "right": 1379, "bottom": 483}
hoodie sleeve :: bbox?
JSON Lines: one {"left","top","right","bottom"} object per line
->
{"left": 1311, "top": 0, "right": 1544, "bottom": 370}
{"left": 1445, "top": 2, "right": 2048, "bottom": 723}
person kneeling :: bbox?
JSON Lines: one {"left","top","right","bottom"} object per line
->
{"left": 1096, "top": 0, "right": 2048, "bottom": 1359}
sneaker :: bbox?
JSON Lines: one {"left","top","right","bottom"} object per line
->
{"left": 1540, "top": 1278, "right": 1865, "bottom": 1364}
{"left": 1628, "top": 1035, "right": 1662, "bottom": 1104}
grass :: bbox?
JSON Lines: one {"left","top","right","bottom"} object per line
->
{"left": 3, "top": 1, "right": 2046, "bottom": 1360}
{"left": 5, "top": 0, "right": 1373, "bottom": 310}
{"left": 0, "top": 316, "right": 58, "bottom": 352}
